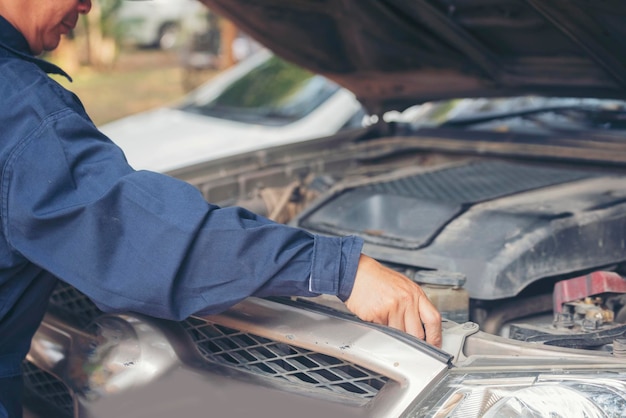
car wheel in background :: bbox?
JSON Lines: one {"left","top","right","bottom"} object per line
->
{"left": 158, "top": 22, "right": 180, "bottom": 50}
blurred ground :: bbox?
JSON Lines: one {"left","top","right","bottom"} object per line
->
{"left": 53, "top": 47, "right": 218, "bottom": 127}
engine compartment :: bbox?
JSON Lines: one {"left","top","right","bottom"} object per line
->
{"left": 173, "top": 130, "right": 626, "bottom": 353}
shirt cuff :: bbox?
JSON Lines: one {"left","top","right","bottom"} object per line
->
{"left": 309, "top": 234, "right": 364, "bottom": 301}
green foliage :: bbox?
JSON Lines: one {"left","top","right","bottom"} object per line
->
{"left": 77, "top": 0, "right": 124, "bottom": 41}
{"left": 98, "top": 0, "right": 124, "bottom": 38}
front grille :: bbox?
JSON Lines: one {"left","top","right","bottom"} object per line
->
{"left": 22, "top": 361, "right": 74, "bottom": 417}
{"left": 46, "top": 283, "right": 389, "bottom": 400}
{"left": 183, "top": 317, "right": 388, "bottom": 400}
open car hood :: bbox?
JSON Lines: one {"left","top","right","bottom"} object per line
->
{"left": 199, "top": 0, "right": 626, "bottom": 114}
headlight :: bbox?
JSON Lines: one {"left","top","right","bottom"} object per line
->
{"left": 73, "top": 315, "right": 177, "bottom": 400}
{"left": 408, "top": 370, "right": 626, "bottom": 418}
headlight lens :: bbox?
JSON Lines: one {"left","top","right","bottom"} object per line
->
{"left": 409, "top": 371, "right": 626, "bottom": 418}
{"left": 73, "top": 315, "right": 177, "bottom": 400}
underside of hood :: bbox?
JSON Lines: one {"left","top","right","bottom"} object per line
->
{"left": 200, "top": 0, "right": 626, "bottom": 113}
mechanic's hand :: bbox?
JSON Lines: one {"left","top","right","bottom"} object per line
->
{"left": 345, "top": 255, "right": 442, "bottom": 347}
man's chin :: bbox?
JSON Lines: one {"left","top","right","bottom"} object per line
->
{"left": 30, "top": 46, "right": 44, "bottom": 56}
{"left": 41, "top": 38, "right": 63, "bottom": 55}
{"left": 28, "top": 43, "right": 59, "bottom": 56}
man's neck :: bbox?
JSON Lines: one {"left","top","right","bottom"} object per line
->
{"left": 0, "top": 15, "right": 72, "bottom": 81}
{"left": 0, "top": 14, "right": 32, "bottom": 55}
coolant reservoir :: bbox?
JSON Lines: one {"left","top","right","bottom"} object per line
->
{"left": 415, "top": 270, "right": 469, "bottom": 323}
{"left": 422, "top": 284, "right": 470, "bottom": 323}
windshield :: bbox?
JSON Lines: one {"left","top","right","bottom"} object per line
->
{"left": 404, "top": 97, "right": 626, "bottom": 135}
{"left": 179, "top": 55, "right": 340, "bottom": 125}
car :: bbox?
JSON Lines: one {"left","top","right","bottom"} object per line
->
{"left": 99, "top": 49, "right": 366, "bottom": 173}
{"left": 24, "top": 1, "right": 626, "bottom": 417}
{"left": 115, "top": 0, "right": 206, "bottom": 50}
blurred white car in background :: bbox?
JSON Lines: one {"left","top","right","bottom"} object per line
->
{"left": 116, "top": 0, "right": 206, "bottom": 49}
{"left": 100, "top": 49, "right": 365, "bottom": 173}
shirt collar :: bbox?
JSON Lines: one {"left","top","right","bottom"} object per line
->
{"left": 0, "top": 15, "right": 72, "bottom": 81}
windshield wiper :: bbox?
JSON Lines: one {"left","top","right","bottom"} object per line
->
{"left": 440, "top": 105, "right": 626, "bottom": 130}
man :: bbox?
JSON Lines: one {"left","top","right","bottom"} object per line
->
{"left": 0, "top": 1, "right": 441, "bottom": 416}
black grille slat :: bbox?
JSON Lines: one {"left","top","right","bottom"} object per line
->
{"left": 183, "top": 317, "right": 388, "bottom": 400}
{"left": 22, "top": 361, "right": 74, "bottom": 417}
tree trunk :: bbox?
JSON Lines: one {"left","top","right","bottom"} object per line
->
{"left": 219, "top": 19, "right": 238, "bottom": 70}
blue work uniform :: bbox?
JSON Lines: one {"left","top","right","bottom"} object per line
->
{"left": 0, "top": 16, "right": 362, "bottom": 417}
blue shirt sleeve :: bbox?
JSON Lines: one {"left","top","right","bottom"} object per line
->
{"left": 1, "top": 79, "right": 363, "bottom": 321}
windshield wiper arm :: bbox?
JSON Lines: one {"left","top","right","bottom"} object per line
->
{"left": 440, "top": 105, "right": 626, "bottom": 129}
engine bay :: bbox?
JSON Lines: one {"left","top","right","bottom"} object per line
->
{"left": 176, "top": 131, "right": 626, "bottom": 353}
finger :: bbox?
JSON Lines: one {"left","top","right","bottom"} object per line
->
{"left": 386, "top": 303, "right": 406, "bottom": 333}
{"left": 404, "top": 307, "right": 426, "bottom": 341}
{"left": 420, "top": 299, "right": 443, "bottom": 347}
